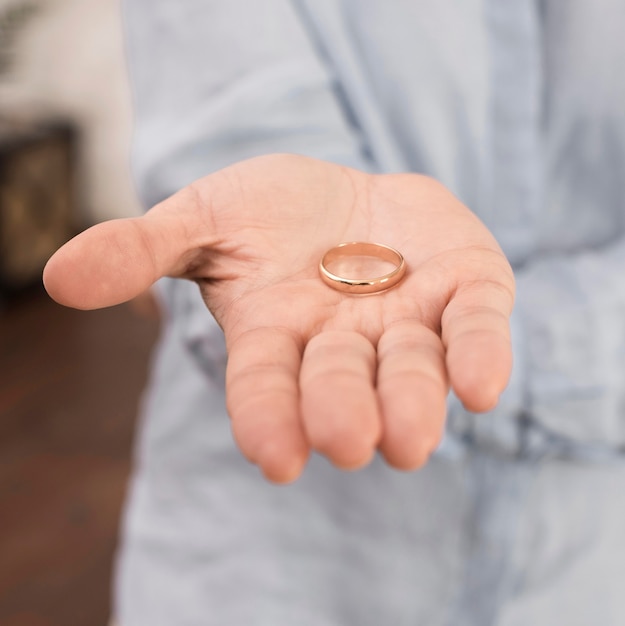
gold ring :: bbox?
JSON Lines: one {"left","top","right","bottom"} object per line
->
{"left": 319, "top": 242, "right": 406, "bottom": 294}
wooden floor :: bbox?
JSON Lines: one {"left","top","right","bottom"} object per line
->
{"left": 0, "top": 286, "right": 159, "bottom": 626}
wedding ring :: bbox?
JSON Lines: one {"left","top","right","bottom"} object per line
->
{"left": 319, "top": 242, "right": 406, "bottom": 294}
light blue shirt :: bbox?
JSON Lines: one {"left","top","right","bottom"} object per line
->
{"left": 116, "top": 2, "right": 625, "bottom": 624}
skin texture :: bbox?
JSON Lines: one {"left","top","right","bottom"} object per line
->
{"left": 44, "top": 154, "right": 515, "bottom": 483}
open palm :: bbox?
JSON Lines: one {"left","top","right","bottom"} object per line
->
{"left": 44, "top": 154, "right": 514, "bottom": 482}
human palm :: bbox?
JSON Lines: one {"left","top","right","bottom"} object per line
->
{"left": 44, "top": 154, "right": 514, "bottom": 482}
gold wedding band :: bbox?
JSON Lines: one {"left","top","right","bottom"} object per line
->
{"left": 319, "top": 242, "right": 406, "bottom": 294}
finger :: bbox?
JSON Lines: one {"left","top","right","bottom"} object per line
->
{"left": 443, "top": 279, "right": 514, "bottom": 412}
{"left": 43, "top": 187, "right": 215, "bottom": 310}
{"left": 300, "top": 331, "right": 380, "bottom": 469}
{"left": 376, "top": 322, "right": 448, "bottom": 470}
{"left": 226, "top": 327, "right": 309, "bottom": 483}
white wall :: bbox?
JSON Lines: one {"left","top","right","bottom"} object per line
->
{"left": 0, "top": 0, "right": 142, "bottom": 221}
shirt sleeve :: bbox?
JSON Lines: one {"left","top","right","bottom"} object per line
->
{"left": 511, "top": 238, "right": 625, "bottom": 449}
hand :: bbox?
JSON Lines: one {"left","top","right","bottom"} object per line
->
{"left": 44, "top": 154, "right": 514, "bottom": 482}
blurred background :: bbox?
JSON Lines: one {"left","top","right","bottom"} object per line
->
{"left": 0, "top": 1, "right": 158, "bottom": 624}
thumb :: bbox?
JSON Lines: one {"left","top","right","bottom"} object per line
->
{"left": 43, "top": 190, "right": 210, "bottom": 310}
